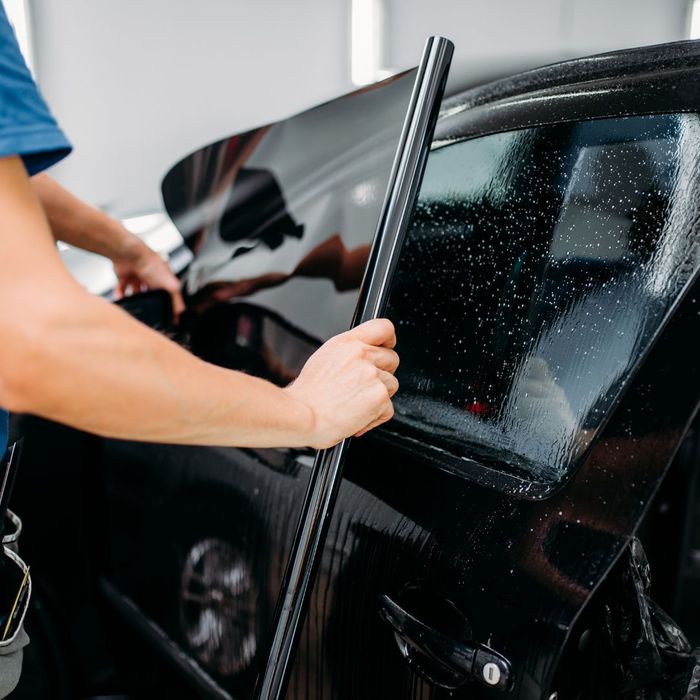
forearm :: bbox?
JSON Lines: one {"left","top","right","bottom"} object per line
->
{"left": 2, "top": 157, "right": 312, "bottom": 447}
{"left": 30, "top": 173, "right": 142, "bottom": 261}
{"left": 1, "top": 284, "right": 314, "bottom": 447}
{"left": 0, "top": 156, "right": 397, "bottom": 450}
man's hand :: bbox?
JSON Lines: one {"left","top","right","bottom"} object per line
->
{"left": 284, "top": 319, "right": 399, "bottom": 449}
{"left": 113, "top": 236, "right": 185, "bottom": 316}
{"left": 31, "top": 173, "right": 185, "bottom": 317}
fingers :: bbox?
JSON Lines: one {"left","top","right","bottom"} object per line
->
{"left": 354, "top": 374, "right": 397, "bottom": 439}
{"left": 168, "top": 286, "right": 186, "bottom": 319}
{"left": 115, "top": 274, "right": 135, "bottom": 299}
{"left": 115, "top": 254, "right": 186, "bottom": 319}
{"left": 354, "top": 400, "right": 395, "bottom": 437}
{"left": 147, "top": 261, "right": 185, "bottom": 318}
{"left": 365, "top": 346, "right": 399, "bottom": 373}
{"left": 350, "top": 318, "right": 396, "bottom": 348}
{"left": 170, "top": 292, "right": 186, "bottom": 319}
{"left": 378, "top": 370, "right": 399, "bottom": 397}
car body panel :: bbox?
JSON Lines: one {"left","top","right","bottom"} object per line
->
{"left": 99, "top": 40, "right": 700, "bottom": 699}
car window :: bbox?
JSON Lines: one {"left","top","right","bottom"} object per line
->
{"left": 163, "top": 71, "right": 418, "bottom": 343}
{"left": 386, "top": 114, "right": 700, "bottom": 485}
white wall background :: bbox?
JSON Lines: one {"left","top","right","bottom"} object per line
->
{"left": 29, "top": 0, "right": 692, "bottom": 217}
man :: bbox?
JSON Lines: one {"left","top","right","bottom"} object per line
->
{"left": 0, "top": 4, "right": 398, "bottom": 694}
{"left": 0, "top": 4, "right": 398, "bottom": 454}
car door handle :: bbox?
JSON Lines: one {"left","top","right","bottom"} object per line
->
{"left": 378, "top": 593, "right": 512, "bottom": 691}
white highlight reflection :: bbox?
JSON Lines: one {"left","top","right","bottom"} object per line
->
{"left": 351, "top": 0, "right": 388, "bottom": 86}
{"left": 691, "top": 0, "right": 700, "bottom": 39}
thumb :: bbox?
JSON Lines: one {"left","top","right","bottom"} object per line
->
{"left": 348, "top": 318, "right": 396, "bottom": 348}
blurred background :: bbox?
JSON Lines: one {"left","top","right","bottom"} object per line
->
{"left": 3, "top": 0, "right": 697, "bottom": 221}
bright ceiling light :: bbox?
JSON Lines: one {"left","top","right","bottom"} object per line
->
{"left": 690, "top": 0, "right": 700, "bottom": 39}
{"left": 351, "top": 0, "right": 389, "bottom": 86}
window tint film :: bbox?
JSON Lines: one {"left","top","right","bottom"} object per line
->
{"left": 162, "top": 72, "right": 417, "bottom": 348}
{"left": 387, "top": 114, "right": 700, "bottom": 485}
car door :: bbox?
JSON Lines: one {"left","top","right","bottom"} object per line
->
{"left": 97, "top": 42, "right": 700, "bottom": 700}
{"left": 274, "top": 46, "right": 700, "bottom": 699}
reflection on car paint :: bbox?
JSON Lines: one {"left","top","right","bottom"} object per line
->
{"left": 162, "top": 71, "right": 418, "bottom": 342}
{"left": 189, "top": 303, "right": 320, "bottom": 386}
{"left": 179, "top": 537, "right": 257, "bottom": 677}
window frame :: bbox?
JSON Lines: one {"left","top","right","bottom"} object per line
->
{"left": 376, "top": 67, "right": 700, "bottom": 498}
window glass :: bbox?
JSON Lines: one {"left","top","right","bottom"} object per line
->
{"left": 387, "top": 114, "right": 700, "bottom": 484}
{"left": 164, "top": 72, "right": 417, "bottom": 344}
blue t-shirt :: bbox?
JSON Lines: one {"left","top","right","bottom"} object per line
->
{"left": 0, "top": 2, "right": 72, "bottom": 456}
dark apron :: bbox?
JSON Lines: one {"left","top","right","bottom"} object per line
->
{"left": 0, "top": 440, "right": 30, "bottom": 698}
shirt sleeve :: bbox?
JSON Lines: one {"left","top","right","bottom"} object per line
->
{"left": 0, "top": 3, "right": 71, "bottom": 175}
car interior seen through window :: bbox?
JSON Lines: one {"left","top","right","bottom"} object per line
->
{"left": 386, "top": 113, "right": 700, "bottom": 486}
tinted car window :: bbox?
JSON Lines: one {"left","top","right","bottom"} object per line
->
{"left": 163, "top": 72, "right": 417, "bottom": 344}
{"left": 387, "top": 114, "right": 700, "bottom": 485}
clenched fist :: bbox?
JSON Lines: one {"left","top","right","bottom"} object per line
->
{"left": 284, "top": 319, "right": 399, "bottom": 449}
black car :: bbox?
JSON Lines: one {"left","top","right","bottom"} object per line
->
{"left": 11, "top": 39, "right": 700, "bottom": 700}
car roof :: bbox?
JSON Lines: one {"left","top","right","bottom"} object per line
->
{"left": 436, "top": 39, "right": 700, "bottom": 144}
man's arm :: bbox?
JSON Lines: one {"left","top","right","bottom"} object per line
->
{"left": 30, "top": 173, "right": 185, "bottom": 315}
{"left": 0, "top": 156, "right": 398, "bottom": 448}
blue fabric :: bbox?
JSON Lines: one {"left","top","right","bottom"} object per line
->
{"left": 0, "top": 3, "right": 71, "bottom": 174}
{"left": 0, "top": 2, "right": 72, "bottom": 456}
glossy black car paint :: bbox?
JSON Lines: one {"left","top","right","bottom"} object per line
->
{"left": 14, "top": 41, "right": 700, "bottom": 700}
